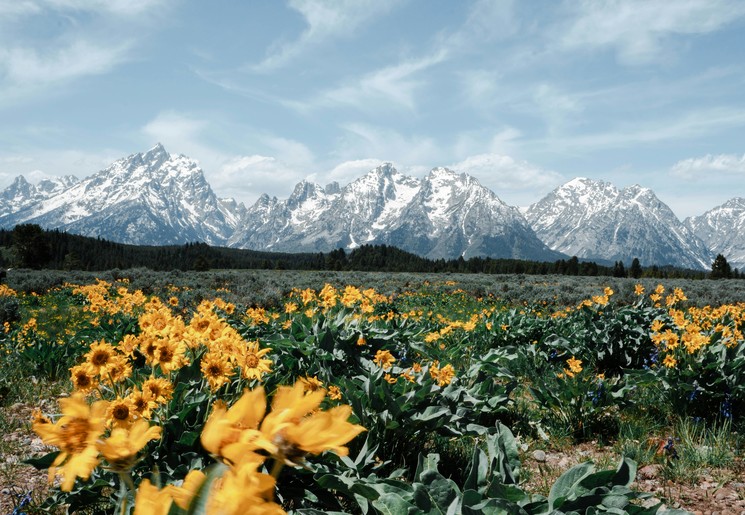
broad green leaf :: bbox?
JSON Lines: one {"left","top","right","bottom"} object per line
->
{"left": 371, "top": 492, "right": 417, "bottom": 515}
{"left": 548, "top": 462, "right": 595, "bottom": 510}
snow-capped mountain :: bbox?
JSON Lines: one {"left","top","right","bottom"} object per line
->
{"left": 686, "top": 198, "right": 745, "bottom": 270}
{"left": 229, "top": 163, "right": 562, "bottom": 261}
{"left": 0, "top": 144, "right": 245, "bottom": 245}
{"left": 2, "top": 146, "right": 741, "bottom": 269}
{"left": 525, "top": 178, "right": 714, "bottom": 269}
{"left": 0, "top": 175, "right": 79, "bottom": 217}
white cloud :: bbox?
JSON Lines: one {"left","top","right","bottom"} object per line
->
{"left": 0, "top": 0, "right": 171, "bottom": 105}
{"left": 0, "top": 0, "right": 170, "bottom": 17}
{"left": 0, "top": 40, "right": 131, "bottom": 86}
{"left": 300, "top": 49, "right": 448, "bottom": 112}
{"left": 560, "top": 0, "right": 745, "bottom": 65}
{"left": 0, "top": 1, "right": 41, "bottom": 17}
{"left": 0, "top": 147, "right": 121, "bottom": 189}
{"left": 215, "top": 155, "right": 305, "bottom": 203}
{"left": 449, "top": 153, "right": 563, "bottom": 192}
{"left": 338, "top": 123, "right": 443, "bottom": 165}
{"left": 670, "top": 153, "right": 745, "bottom": 179}
{"left": 255, "top": 0, "right": 398, "bottom": 72}
{"left": 260, "top": 136, "right": 315, "bottom": 167}
{"left": 537, "top": 106, "right": 745, "bottom": 152}
{"left": 323, "top": 158, "right": 386, "bottom": 183}
{"left": 142, "top": 112, "right": 208, "bottom": 148}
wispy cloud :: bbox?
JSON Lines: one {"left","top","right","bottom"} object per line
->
{"left": 0, "top": 0, "right": 171, "bottom": 106}
{"left": 142, "top": 112, "right": 209, "bottom": 148}
{"left": 0, "top": 0, "right": 171, "bottom": 17}
{"left": 338, "top": 123, "right": 443, "bottom": 165}
{"left": 322, "top": 158, "right": 387, "bottom": 184}
{"left": 449, "top": 153, "right": 564, "bottom": 192}
{"left": 560, "top": 0, "right": 745, "bottom": 65}
{"left": 254, "top": 0, "right": 399, "bottom": 72}
{"left": 537, "top": 106, "right": 745, "bottom": 153}
{"left": 215, "top": 155, "right": 305, "bottom": 202}
{"left": 0, "top": 40, "right": 131, "bottom": 85}
{"left": 291, "top": 49, "right": 448, "bottom": 112}
{"left": 670, "top": 153, "right": 745, "bottom": 179}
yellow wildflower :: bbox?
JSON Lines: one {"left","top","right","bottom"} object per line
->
{"left": 373, "top": 349, "right": 395, "bottom": 370}
{"left": 98, "top": 419, "right": 161, "bottom": 472}
{"left": 32, "top": 394, "right": 109, "bottom": 491}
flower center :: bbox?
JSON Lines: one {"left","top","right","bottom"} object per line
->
{"left": 113, "top": 405, "right": 130, "bottom": 421}
{"left": 60, "top": 419, "right": 92, "bottom": 453}
{"left": 244, "top": 354, "right": 260, "bottom": 368}
{"left": 91, "top": 351, "right": 110, "bottom": 367}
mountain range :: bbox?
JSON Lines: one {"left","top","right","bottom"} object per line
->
{"left": 1, "top": 144, "right": 743, "bottom": 271}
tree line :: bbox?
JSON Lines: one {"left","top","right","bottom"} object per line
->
{"left": 0, "top": 224, "right": 739, "bottom": 280}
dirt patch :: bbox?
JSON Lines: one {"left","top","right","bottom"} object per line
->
{"left": 521, "top": 442, "right": 745, "bottom": 514}
{"left": 0, "top": 402, "right": 60, "bottom": 514}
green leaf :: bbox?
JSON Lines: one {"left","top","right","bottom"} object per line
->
{"left": 601, "top": 495, "right": 630, "bottom": 509}
{"left": 23, "top": 450, "right": 60, "bottom": 470}
{"left": 611, "top": 457, "right": 636, "bottom": 487}
{"left": 548, "top": 462, "right": 595, "bottom": 510}
{"left": 464, "top": 447, "right": 488, "bottom": 492}
{"left": 371, "top": 492, "right": 417, "bottom": 515}
{"left": 413, "top": 472, "right": 461, "bottom": 513}
{"left": 177, "top": 430, "right": 200, "bottom": 447}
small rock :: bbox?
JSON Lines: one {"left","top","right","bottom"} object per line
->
{"left": 715, "top": 488, "right": 735, "bottom": 500}
{"left": 638, "top": 464, "right": 661, "bottom": 480}
{"left": 532, "top": 450, "right": 546, "bottom": 462}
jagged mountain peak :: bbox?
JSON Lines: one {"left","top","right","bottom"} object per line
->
{"left": 0, "top": 144, "right": 244, "bottom": 246}
{"left": 1, "top": 146, "right": 739, "bottom": 269}
{"left": 527, "top": 177, "right": 713, "bottom": 269}
{"left": 686, "top": 197, "right": 745, "bottom": 269}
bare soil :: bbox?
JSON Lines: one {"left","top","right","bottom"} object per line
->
{"left": 521, "top": 442, "right": 745, "bottom": 515}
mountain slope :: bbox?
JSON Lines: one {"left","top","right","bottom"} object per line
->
{"left": 0, "top": 144, "right": 245, "bottom": 245}
{"left": 229, "top": 164, "right": 561, "bottom": 261}
{"left": 525, "top": 177, "right": 713, "bottom": 269}
{"left": 686, "top": 198, "right": 745, "bottom": 269}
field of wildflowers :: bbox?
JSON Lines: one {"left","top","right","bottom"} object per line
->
{"left": 0, "top": 274, "right": 743, "bottom": 514}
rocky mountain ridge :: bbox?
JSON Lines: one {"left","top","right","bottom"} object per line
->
{"left": 1, "top": 145, "right": 741, "bottom": 270}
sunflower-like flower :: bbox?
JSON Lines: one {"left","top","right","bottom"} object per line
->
{"left": 201, "top": 387, "right": 276, "bottom": 460}
{"left": 262, "top": 382, "right": 365, "bottom": 463}
{"left": 202, "top": 382, "right": 365, "bottom": 468}
{"left": 201, "top": 351, "right": 235, "bottom": 392}
{"left": 84, "top": 340, "right": 119, "bottom": 377}
{"left": 154, "top": 339, "right": 188, "bottom": 374}
{"left": 564, "top": 357, "right": 583, "bottom": 378}
{"left": 240, "top": 341, "right": 272, "bottom": 381}
{"left": 128, "top": 387, "right": 158, "bottom": 419}
{"left": 141, "top": 376, "right": 174, "bottom": 405}
{"left": 106, "top": 396, "right": 136, "bottom": 429}
{"left": 373, "top": 349, "right": 395, "bottom": 370}
{"left": 70, "top": 363, "right": 99, "bottom": 393}
{"left": 207, "top": 458, "right": 285, "bottom": 515}
{"left": 299, "top": 375, "right": 323, "bottom": 392}
{"left": 32, "top": 393, "right": 109, "bottom": 491}
{"left": 106, "top": 354, "right": 133, "bottom": 384}
{"left": 98, "top": 419, "right": 161, "bottom": 472}
{"left": 434, "top": 364, "right": 455, "bottom": 386}
{"left": 327, "top": 385, "right": 342, "bottom": 400}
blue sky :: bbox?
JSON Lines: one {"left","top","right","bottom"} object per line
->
{"left": 1, "top": 0, "right": 745, "bottom": 219}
